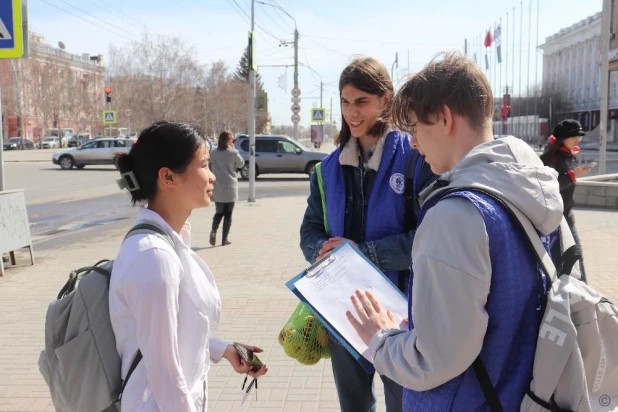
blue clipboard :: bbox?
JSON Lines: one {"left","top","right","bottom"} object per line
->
{"left": 286, "top": 240, "right": 408, "bottom": 374}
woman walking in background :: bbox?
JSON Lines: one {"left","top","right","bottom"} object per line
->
{"left": 210, "top": 130, "right": 245, "bottom": 246}
{"left": 540, "top": 119, "right": 593, "bottom": 283}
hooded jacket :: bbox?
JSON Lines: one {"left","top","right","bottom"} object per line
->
{"left": 368, "top": 136, "right": 564, "bottom": 410}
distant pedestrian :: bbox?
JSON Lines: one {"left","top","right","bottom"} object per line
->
{"left": 540, "top": 119, "right": 592, "bottom": 282}
{"left": 210, "top": 130, "right": 245, "bottom": 246}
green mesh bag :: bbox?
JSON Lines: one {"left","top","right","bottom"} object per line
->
{"left": 278, "top": 302, "right": 330, "bottom": 365}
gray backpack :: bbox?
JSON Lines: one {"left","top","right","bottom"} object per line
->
{"left": 38, "top": 224, "right": 173, "bottom": 412}
{"left": 436, "top": 187, "right": 618, "bottom": 412}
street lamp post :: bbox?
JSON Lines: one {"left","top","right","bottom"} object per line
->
{"left": 249, "top": 0, "right": 256, "bottom": 202}
{"left": 391, "top": 52, "right": 399, "bottom": 83}
{"left": 256, "top": 1, "right": 298, "bottom": 139}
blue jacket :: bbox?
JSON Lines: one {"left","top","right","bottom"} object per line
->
{"left": 300, "top": 130, "right": 434, "bottom": 279}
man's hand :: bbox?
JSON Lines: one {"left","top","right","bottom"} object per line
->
{"left": 318, "top": 237, "right": 357, "bottom": 257}
{"left": 346, "top": 290, "right": 400, "bottom": 345}
{"left": 223, "top": 344, "right": 268, "bottom": 378}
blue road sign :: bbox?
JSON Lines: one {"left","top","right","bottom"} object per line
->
{"left": 311, "top": 108, "right": 326, "bottom": 123}
{"left": 0, "top": 0, "right": 23, "bottom": 58}
{"left": 103, "top": 110, "right": 117, "bottom": 125}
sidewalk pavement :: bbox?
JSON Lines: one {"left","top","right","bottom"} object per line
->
{"left": 0, "top": 194, "right": 617, "bottom": 412}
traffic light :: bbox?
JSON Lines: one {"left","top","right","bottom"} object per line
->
{"left": 105, "top": 86, "right": 112, "bottom": 103}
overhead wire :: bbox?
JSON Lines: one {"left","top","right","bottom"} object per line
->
{"left": 264, "top": 0, "right": 295, "bottom": 31}
{"left": 56, "top": 0, "right": 141, "bottom": 41}
{"left": 302, "top": 36, "right": 349, "bottom": 59}
{"left": 88, "top": 0, "right": 145, "bottom": 29}
{"left": 226, "top": 0, "right": 281, "bottom": 47}
{"left": 256, "top": 1, "right": 292, "bottom": 34}
{"left": 36, "top": 0, "right": 138, "bottom": 42}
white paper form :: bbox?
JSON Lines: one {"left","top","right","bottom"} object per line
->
{"left": 294, "top": 242, "right": 408, "bottom": 362}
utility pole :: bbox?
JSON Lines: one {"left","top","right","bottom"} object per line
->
{"left": 599, "top": 0, "right": 611, "bottom": 174}
{"left": 391, "top": 52, "right": 399, "bottom": 83}
{"left": 330, "top": 97, "right": 333, "bottom": 142}
{"left": 320, "top": 81, "right": 323, "bottom": 109}
{"left": 0, "top": 86, "right": 4, "bottom": 191}
{"left": 248, "top": 0, "right": 256, "bottom": 202}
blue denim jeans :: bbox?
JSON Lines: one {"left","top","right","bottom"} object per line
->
{"left": 329, "top": 340, "right": 403, "bottom": 412}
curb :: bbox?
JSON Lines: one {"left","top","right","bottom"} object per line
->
{"left": 3, "top": 160, "right": 50, "bottom": 163}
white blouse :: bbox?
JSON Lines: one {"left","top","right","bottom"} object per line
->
{"left": 109, "top": 208, "right": 228, "bottom": 412}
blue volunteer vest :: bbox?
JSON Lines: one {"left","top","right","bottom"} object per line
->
{"left": 315, "top": 130, "right": 411, "bottom": 285}
{"left": 403, "top": 190, "right": 548, "bottom": 411}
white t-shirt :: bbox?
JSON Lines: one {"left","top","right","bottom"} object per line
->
{"left": 109, "top": 207, "right": 228, "bottom": 412}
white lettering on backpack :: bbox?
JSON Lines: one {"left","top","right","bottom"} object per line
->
{"left": 539, "top": 308, "right": 571, "bottom": 346}
{"left": 539, "top": 323, "right": 567, "bottom": 346}
{"left": 593, "top": 340, "right": 607, "bottom": 393}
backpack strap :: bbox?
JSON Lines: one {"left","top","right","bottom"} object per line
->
{"left": 117, "top": 222, "right": 173, "bottom": 401}
{"left": 119, "top": 350, "right": 143, "bottom": 400}
{"left": 124, "top": 223, "right": 174, "bottom": 248}
{"left": 403, "top": 150, "right": 419, "bottom": 233}
{"left": 472, "top": 358, "right": 504, "bottom": 412}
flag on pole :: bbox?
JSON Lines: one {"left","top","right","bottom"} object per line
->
{"left": 277, "top": 70, "right": 287, "bottom": 92}
{"left": 494, "top": 24, "right": 502, "bottom": 63}
{"left": 484, "top": 30, "right": 493, "bottom": 47}
{"left": 484, "top": 29, "right": 492, "bottom": 71}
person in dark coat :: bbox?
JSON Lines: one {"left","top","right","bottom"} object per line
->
{"left": 540, "top": 119, "right": 592, "bottom": 282}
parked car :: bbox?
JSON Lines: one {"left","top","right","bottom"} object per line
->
{"left": 234, "top": 134, "right": 327, "bottom": 180}
{"left": 40, "top": 136, "right": 60, "bottom": 149}
{"left": 67, "top": 135, "right": 92, "bottom": 147}
{"left": 3, "top": 137, "right": 34, "bottom": 150}
{"left": 52, "top": 138, "right": 133, "bottom": 169}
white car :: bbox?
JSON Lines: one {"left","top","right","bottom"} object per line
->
{"left": 41, "top": 136, "right": 60, "bottom": 149}
{"left": 52, "top": 138, "right": 133, "bottom": 170}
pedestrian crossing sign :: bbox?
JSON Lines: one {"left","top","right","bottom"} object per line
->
{"left": 311, "top": 108, "right": 326, "bottom": 123}
{"left": 103, "top": 110, "right": 117, "bottom": 125}
{"left": 0, "top": 0, "right": 25, "bottom": 58}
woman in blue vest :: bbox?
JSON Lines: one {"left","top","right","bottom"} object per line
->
{"left": 300, "top": 57, "right": 434, "bottom": 412}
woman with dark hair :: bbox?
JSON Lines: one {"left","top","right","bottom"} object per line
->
{"left": 111, "top": 121, "right": 266, "bottom": 411}
{"left": 299, "top": 57, "right": 435, "bottom": 412}
{"left": 209, "top": 130, "right": 245, "bottom": 246}
{"left": 540, "top": 119, "right": 592, "bottom": 282}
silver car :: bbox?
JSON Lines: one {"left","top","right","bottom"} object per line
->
{"left": 52, "top": 138, "right": 133, "bottom": 170}
{"left": 41, "top": 136, "right": 60, "bottom": 149}
{"left": 234, "top": 135, "right": 327, "bottom": 180}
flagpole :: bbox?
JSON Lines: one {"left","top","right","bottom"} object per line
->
{"left": 505, "top": 12, "right": 509, "bottom": 135}
{"left": 526, "top": 0, "right": 532, "bottom": 141}
{"left": 512, "top": 7, "right": 516, "bottom": 136}
{"left": 534, "top": 0, "right": 540, "bottom": 144}
{"left": 518, "top": 0, "right": 523, "bottom": 138}
{"left": 496, "top": 17, "right": 502, "bottom": 127}
{"left": 494, "top": 21, "right": 498, "bottom": 132}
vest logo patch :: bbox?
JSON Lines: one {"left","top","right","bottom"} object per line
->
{"left": 390, "top": 173, "right": 405, "bottom": 194}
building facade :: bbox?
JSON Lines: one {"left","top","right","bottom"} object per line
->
{"left": 540, "top": 4, "right": 618, "bottom": 137}
{"left": 0, "top": 33, "right": 105, "bottom": 142}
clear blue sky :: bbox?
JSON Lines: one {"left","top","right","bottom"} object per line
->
{"left": 29, "top": 0, "right": 601, "bottom": 129}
